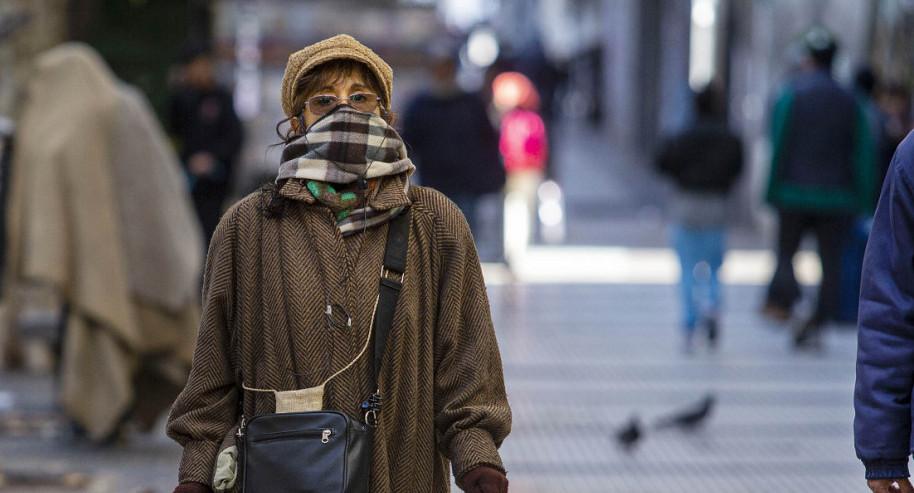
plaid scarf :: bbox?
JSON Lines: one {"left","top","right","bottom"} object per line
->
{"left": 277, "top": 105, "right": 414, "bottom": 234}
{"left": 278, "top": 105, "right": 414, "bottom": 183}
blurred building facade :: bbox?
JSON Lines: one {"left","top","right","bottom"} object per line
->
{"left": 212, "top": 0, "right": 902, "bottom": 195}
{"left": 2, "top": 0, "right": 914, "bottom": 218}
{"left": 3, "top": 1, "right": 912, "bottom": 131}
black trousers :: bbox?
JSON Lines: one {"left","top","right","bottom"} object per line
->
{"left": 192, "top": 178, "right": 230, "bottom": 250}
{"left": 765, "top": 210, "right": 852, "bottom": 323}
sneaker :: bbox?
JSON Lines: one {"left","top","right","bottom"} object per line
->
{"left": 706, "top": 317, "right": 719, "bottom": 349}
{"left": 761, "top": 302, "right": 791, "bottom": 322}
{"left": 793, "top": 319, "right": 823, "bottom": 351}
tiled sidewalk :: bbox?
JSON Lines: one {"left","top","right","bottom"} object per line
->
{"left": 492, "top": 282, "right": 865, "bottom": 493}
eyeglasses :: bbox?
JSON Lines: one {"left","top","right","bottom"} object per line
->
{"left": 303, "top": 92, "right": 381, "bottom": 116}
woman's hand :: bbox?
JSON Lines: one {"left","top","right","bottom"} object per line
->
{"left": 458, "top": 466, "right": 508, "bottom": 493}
{"left": 173, "top": 482, "right": 213, "bottom": 493}
{"left": 868, "top": 478, "right": 914, "bottom": 493}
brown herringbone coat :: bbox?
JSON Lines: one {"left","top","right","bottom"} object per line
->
{"left": 166, "top": 184, "right": 511, "bottom": 492}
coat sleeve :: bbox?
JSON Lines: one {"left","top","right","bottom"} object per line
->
{"left": 431, "top": 207, "right": 512, "bottom": 482}
{"left": 166, "top": 208, "right": 239, "bottom": 485}
{"left": 855, "top": 133, "right": 914, "bottom": 479}
{"left": 400, "top": 95, "right": 428, "bottom": 163}
{"left": 853, "top": 101, "right": 878, "bottom": 215}
{"left": 764, "top": 89, "right": 793, "bottom": 206}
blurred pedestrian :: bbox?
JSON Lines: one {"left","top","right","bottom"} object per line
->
{"left": 166, "top": 35, "right": 511, "bottom": 493}
{"left": 854, "top": 130, "right": 914, "bottom": 493}
{"left": 656, "top": 84, "right": 744, "bottom": 352}
{"left": 854, "top": 67, "right": 892, "bottom": 198}
{"left": 838, "top": 67, "right": 893, "bottom": 324}
{"left": 761, "top": 26, "right": 875, "bottom": 349}
{"left": 3, "top": 43, "right": 203, "bottom": 442}
{"left": 881, "top": 83, "right": 913, "bottom": 164}
{"left": 401, "top": 45, "right": 504, "bottom": 236}
{"left": 168, "top": 42, "right": 244, "bottom": 250}
{"left": 492, "top": 72, "right": 549, "bottom": 263}
{"left": 512, "top": 37, "right": 565, "bottom": 178}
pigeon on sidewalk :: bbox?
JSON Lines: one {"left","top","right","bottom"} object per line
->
{"left": 653, "top": 393, "right": 715, "bottom": 431}
{"left": 613, "top": 393, "right": 716, "bottom": 450}
{"left": 615, "top": 414, "right": 642, "bottom": 451}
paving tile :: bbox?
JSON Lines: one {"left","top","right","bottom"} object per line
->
{"left": 491, "top": 282, "right": 870, "bottom": 492}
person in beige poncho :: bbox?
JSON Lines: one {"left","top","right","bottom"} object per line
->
{"left": 166, "top": 34, "right": 511, "bottom": 493}
{"left": 3, "top": 43, "right": 203, "bottom": 442}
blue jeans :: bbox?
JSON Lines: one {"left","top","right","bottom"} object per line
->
{"left": 672, "top": 225, "right": 725, "bottom": 332}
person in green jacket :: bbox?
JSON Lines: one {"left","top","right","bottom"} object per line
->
{"left": 761, "top": 26, "right": 875, "bottom": 349}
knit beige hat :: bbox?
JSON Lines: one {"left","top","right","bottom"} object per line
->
{"left": 280, "top": 34, "right": 393, "bottom": 118}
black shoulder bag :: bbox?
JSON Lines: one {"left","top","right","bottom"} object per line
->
{"left": 239, "top": 209, "right": 410, "bottom": 493}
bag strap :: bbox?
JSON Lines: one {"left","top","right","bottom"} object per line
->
{"left": 373, "top": 208, "right": 410, "bottom": 387}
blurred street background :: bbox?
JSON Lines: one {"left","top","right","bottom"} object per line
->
{"left": 1, "top": 0, "right": 913, "bottom": 491}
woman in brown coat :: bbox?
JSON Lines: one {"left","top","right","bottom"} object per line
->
{"left": 166, "top": 35, "right": 511, "bottom": 493}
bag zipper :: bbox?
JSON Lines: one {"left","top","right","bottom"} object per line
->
{"left": 237, "top": 415, "right": 335, "bottom": 444}
{"left": 249, "top": 428, "right": 334, "bottom": 444}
